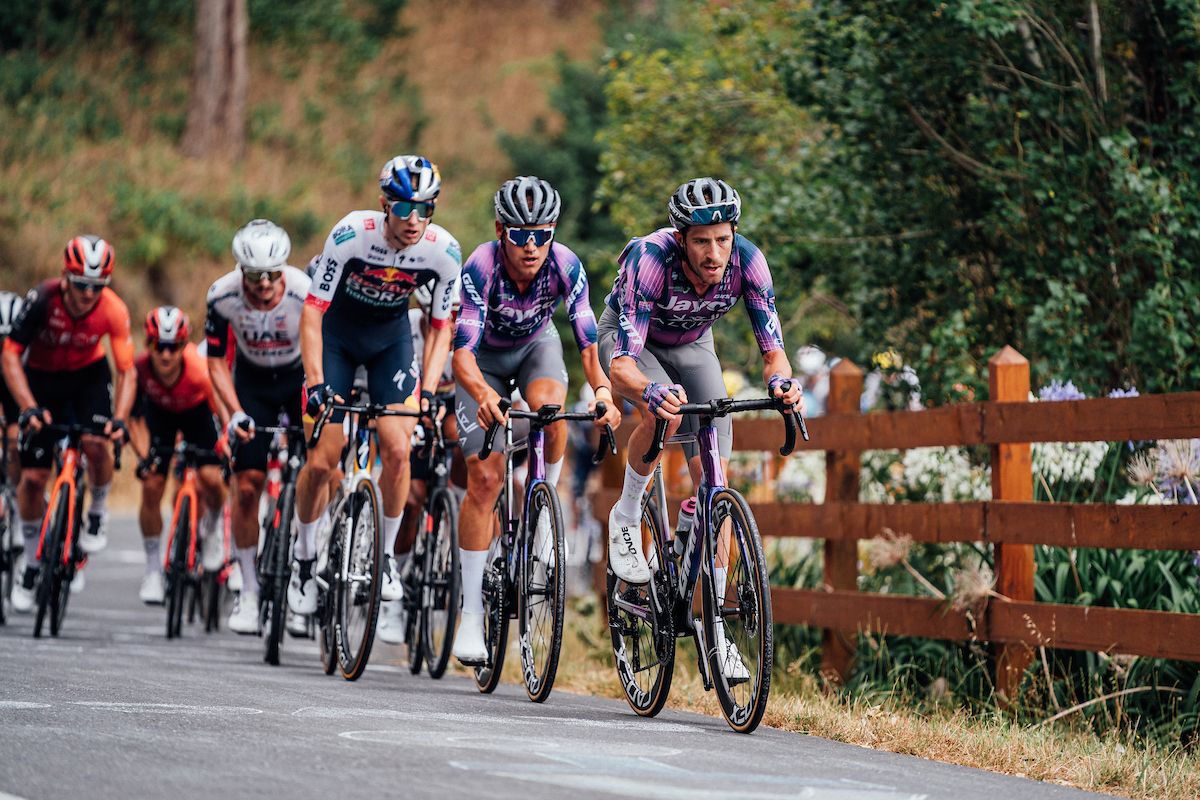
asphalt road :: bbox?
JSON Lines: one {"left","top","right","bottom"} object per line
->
{"left": 0, "top": 515, "right": 1111, "bottom": 800}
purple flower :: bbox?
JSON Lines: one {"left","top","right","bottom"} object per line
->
{"left": 1038, "top": 380, "right": 1087, "bottom": 402}
{"left": 1108, "top": 386, "right": 1140, "bottom": 399}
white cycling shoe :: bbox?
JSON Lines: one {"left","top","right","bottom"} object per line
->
{"left": 287, "top": 570, "right": 317, "bottom": 614}
{"left": 286, "top": 609, "right": 309, "bottom": 638}
{"left": 11, "top": 568, "right": 36, "bottom": 614}
{"left": 376, "top": 600, "right": 406, "bottom": 645}
{"left": 139, "top": 571, "right": 165, "bottom": 605}
{"left": 200, "top": 530, "right": 225, "bottom": 572}
{"left": 70, "top": 570, "right": 85, "bottom": 594}
{"left": 227, "top": 561, "right": 243, "bottom": 593}
{"left": 607, "top": 507, "right": 651, "bottom": 584}
{"left": 228, "top": 591, "right": 260, "bottom": 635}
{"left": 713, "top": 622, "right": 751, "bottom": 683}
{"left": 380, "top": 556, "right": 403, "bottom": 602}
{"left": 452, "top": 611, "right": 488, "bottom": 665}
{"left": 79, "top": 512, "right": 108, "bottom": 554}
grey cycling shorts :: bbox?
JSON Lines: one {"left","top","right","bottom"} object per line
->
{"left": 597, "top": 306, "right": 731, "bottom": 460}
{"left": 454, "top": 324, "right": 569, "bottom": 458}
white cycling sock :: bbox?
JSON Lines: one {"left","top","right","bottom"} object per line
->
{"left": 294, "top": 517, "right": 320, "bottom": 560}
{"left": 89, "top": 482, "right": 111, "bottom": 517}
{"left": 545, "top": 459, "right": 563, "bottom": 487}
{"left": 200, "top": 506, "right": 221, "bottom": 539}
{"left": 236, "top": 546, "right": 259, "bottom": 596}
{"left": 460, "top": 548, "right": 488, "bottom": 615}
{"left": 614, "top": 464, "right": 651, "bottom": 519}
{"left": 714, "top": 566, "right": 728, "bottom": 605}
{"left": 382, "top": 513, "right": 403, "bottom": 557}
{"left": 143, "top": 537, "right": 161, "bottom": 573}
{"left": 20, "top": 518, "right": 40, "bottom": 565}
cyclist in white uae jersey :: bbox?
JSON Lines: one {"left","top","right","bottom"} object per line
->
{"left": 205, "top": 219, "right": 310, "bottom": 634}
{"left": 292, "top": 155, "right": 462, "bottom": 617}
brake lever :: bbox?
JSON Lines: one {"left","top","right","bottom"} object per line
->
{"left": 643, "top": 416, "right": 669, "bottom": 464}
{"left": 307, "top": 404, "right": 333, "bottom": 450}
{"left": 590, "top": 402, "right": 617, "bottom": 465}
{"left": 479, "top": 398, "right": 512, "bottom": 460}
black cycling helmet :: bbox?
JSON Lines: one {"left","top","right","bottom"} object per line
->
{"left": 667, "top": 177, "right": 741, "bottom": 231}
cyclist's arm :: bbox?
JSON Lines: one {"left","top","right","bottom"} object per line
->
{"left": 609, "top": 238, "right": 681, "bottom": 415}
{"left": 207, "top": 355, "right": 240, "bottom": 416}
{"left": 204, "top": 298, "right": 242, "bottom": 414}
{"left": 580, "top": 344, "right": 619, "bottom": 427}
{"left": 422, "top": 320, "right": 452, "bottom": 401}
{"left": 452, "top": 346, "right": 504, "bottom": 427}
{"left": 300, "top": 303, "right": 325, "bottom": 388}
{"left": 112, "top": 364, "right": 137, "bottom": 422}
{"left": 126, "top": 414, "right": 150, "bottom": 461}
{"left": 302, "top": 229, "right": 351, "bottom": 390}
{"left": 0, "top": 342, "right": 35, "bottom": 412}
{"left": 107, "top": 302, "right": 138, "bottom": 424}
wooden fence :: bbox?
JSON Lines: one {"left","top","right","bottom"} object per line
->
{"left": 592, "top": 346, "right": 1200, "bottom": 699}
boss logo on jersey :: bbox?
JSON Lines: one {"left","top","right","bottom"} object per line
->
{"left": 319, "top": 259, "right": 339, "bottom": 293}
{"left": 369, "top": 245, "right": 389, "bottom": 256}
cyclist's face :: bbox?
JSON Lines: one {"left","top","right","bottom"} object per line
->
{"left": 677, "top": 223, "right": 734, "bottom": 289}
{"left": 496, "top": 221, "right": 553, "bottom": 276}
{"left": 381, "top": 196, "right": 430, "bottom": 248}
{"left": 241, "top": 268, "right": 283, "bottom": 307}
{"left": 61, "top": 273, "right": 105, "bottom": 315}
{"left": 148, "top": 341, "right": 184, "bottom": 375}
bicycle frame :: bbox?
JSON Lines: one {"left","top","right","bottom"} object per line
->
{"left": 39, "top": 444, "right": 83, "bottom": 567}
{"left": 165, "top": 462, "right": 200, "bottom": 573}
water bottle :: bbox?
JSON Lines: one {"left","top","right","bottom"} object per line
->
{"left": 672, "top": 498, "right": 697, "bottom": 558}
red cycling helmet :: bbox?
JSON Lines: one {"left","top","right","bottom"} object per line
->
{"left": 63, "top": 235, "right": 115, "bottom": 282}
{"left": 144, "top": 306, "right": 190, "bottom": 345}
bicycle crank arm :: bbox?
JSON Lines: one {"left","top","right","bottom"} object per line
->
{"left": 691, "top": 620, "right": 714, "bottom": 691}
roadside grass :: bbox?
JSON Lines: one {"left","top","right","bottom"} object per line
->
{"left": 455, "top": 595, "right": 1200, "bottom": 800}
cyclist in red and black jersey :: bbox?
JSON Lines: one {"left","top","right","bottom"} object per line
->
{"left": 127, "top": 308, "right": 228, "bottom": 605}
{"left": 2, "top": 236, "right": 136, "bottom": 613}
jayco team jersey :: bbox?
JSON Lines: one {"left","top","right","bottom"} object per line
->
{"left": 454, "top": 240, "right": 597, "bottom": 353}
{"left": 604, "top": 228, "right": 784, "bottom": 360}
{"left": 204, "top": 267, "right": 310, "bottom": 370}
{"left": 306, "top": 211, "right": 462, "bottom": 327}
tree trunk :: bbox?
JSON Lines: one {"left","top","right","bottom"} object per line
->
{"left": 181, "top": 0, "right": 247, "bottom": 160}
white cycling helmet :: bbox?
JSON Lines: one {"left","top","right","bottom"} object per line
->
{"left": 494, "top": 176, "right": 561, "bottom": 227}
{"left": 232, "top": 219, "right": 291, "bottom": 271}
{"left": 0, "top": 291, "right": 25, "bottom": 337}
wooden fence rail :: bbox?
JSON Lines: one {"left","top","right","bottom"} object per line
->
{"left": 592, "top": 345, "right": 1200, "bottom": 699}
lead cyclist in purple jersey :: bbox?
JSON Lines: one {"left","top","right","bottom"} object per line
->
{"left": 599, "top": 178, "right": 803, "bottom": 586}
{"left": 450, "top": 176, "right": 620, "bottom": 664}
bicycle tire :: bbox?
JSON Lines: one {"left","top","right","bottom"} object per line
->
{"left": 405, "top": 520, "right": 425, "bottom": 675}
{"left": 0, "top": 492, "right": 15, "bottom": 625}
{"left": 472, "top": 498, "right": 509, "bottom": 694}
{"left": 422, "top": 487, "right": 460, "bottom": 680}
{"left": 264, "top": 483, "right": 294, "bottom": 666}
{"left": 335, "top": 477, "right": 381, "bottom": 681}
{"left": 165, "top": 496, "right": 190, "bottom": 640}
{"left": 317, "top": 493, "right": 343, "bottom": 676}
{"left": 203, "top": 571, "right": 220, "bottom": 633}
{"left": 518, "top": 482, "right": 566, "bottom": 703}
{"left": 34, "top": 486, "right": 70, "bottom": 639}
{"left": 607, "top": 498, "right": 675, "bottom": 717}
{"left": 701, "top": 488, "right": 773, "bottom": 734}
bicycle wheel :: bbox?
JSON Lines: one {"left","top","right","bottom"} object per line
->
{"left": 701, "top": 488, "right": 773, "bottom": 734}
{"left": 34, "top": 487, "right": 70, "bottom": 639}
{"left": 0, "top": 491, "right": 15, "bottom": 625}
{"left": 165, "top": 497, "right": 190, "bottom": 640}
{"left": 472, "top": 499, "right": 509, "bottom": 694}
{"left": 518, "top": 482, "right": 566, "bottom": 703}
{"left": 405, "top": 524, "right": 425, "bottom": 675}
{"left": 263, "top": 484, "right": 294, "bottom": 666}
{"left": 335, "top": 477, "right": 381, "bottom": 681}
{"left": 422, "top": 487, "right": 460, "bottom": 680}
{"left": 317, "top": 490, "right": 345, "bottom": 676}
{"left": 607, "top": 497, "right": 675, "bottom": 717}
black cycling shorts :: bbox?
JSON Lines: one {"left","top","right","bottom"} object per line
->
{"left": 143, "top": 402, "right": 221, "bottom": 476}
{"left": 322, "top": 309, "right": 418, "bottom": 421}
{"left": 20, "top": 359, "right": 112, "bottom": 469}
{"left": 233, "top": 358, "right": 304, "bottom": 473}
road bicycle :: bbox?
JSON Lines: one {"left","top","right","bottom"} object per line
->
{"left": 0, "top": 426, "right": 19, "bottom": 625}
{"left": 402, "top": 397, "right": 461, "bottom": 679}
{"left": 475, "top": 399, "right": 616, "bottom": 702}
{"left": 606, "top": 389, "right": 806, "bottom": 733}
{"left": 309, "top": 399, "right": 421, "bottom": 681}
{"left": 21, "top": 421, "right": 122, "bottom": 638}
{"left": 233, "top": 422, "right": 306, "bottom": 665}
{"left": 161, "top": 442, "right": 225, "bottom": 639}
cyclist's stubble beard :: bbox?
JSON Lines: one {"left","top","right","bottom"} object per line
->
{"left": 677, "top": 229, "right": 732, "bottom": 292}
{"left": 242, "top": 276, "right": 282, "bottom": 310}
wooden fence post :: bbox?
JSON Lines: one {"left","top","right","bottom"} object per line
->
{"left": 821, "top": 359, "right": 863, "bottom": 685}
{"left": 988, "top": 346, "right": 1035, "bottom": 704}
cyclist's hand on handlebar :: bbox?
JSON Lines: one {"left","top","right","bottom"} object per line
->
{"left": 476, "top": 388, "right": 508, "bottom": 429}
{"left": 304, "top": 383, "right": 339, "bottom": 418}
{"left": 642, "top": 381, "right": 686, "bottom": 420}
{"left": 590, "top": 393, "right": 621, "bottom": 429}
{"left": 228, "top": 410, "right": 255, "bottom": 444}
{"left": 768, "top": 374, "right": 804, "bottom": 414}
{"left": 18, "top": 406, "right": 50, "bottom": 433}
{"left": 106, "top": 418, "right": 129, "bottom": 444}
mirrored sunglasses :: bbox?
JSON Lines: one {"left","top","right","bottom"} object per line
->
{"left": 688, "top": 204, "right": 738, "bottom": 225}
{"left": 504, "top": 227, "right": 555, "bottom": 248}
{"left": 390, "top": 200, "right": 435, "bottom": 220}
{"left": 153, "top": 341, "right": 182, "bottom": 353}
{"left": 67, "top": 276, "right": 109, "bottom": 292}
{"left": 241, "top": 267, "right": 283, "bottom": 282}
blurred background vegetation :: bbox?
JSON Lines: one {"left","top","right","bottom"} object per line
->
{"left": 2, "top": 0, "right": 1198, "bottom": 762}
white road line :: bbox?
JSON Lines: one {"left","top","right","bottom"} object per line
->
{"left": 70, "top": 701, "right": 263, "bottom": 715}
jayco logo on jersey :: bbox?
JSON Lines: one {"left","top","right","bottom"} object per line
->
{"left": 495, "top": 304, "right": 550, "bottom": 324}
{"left": 662, "top": 295, "right": 731, "bottom": 313}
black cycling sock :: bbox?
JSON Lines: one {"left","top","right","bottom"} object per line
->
{"left": 297, "top": 558, "right": 315, "bottom": 582}
{"left": 21, "top": 566, "right": 37, "bottom": 588}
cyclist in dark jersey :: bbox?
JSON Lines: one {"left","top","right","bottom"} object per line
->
{"left": 2, "top": 236, "right": 136, "bottom": 613}
{"left": 293, "top": 155, "right": 462, "bottom": 617}
{"left": 0, "top": 291, "right": 25, "bottom": 487}
{"left": 128, "top": 308, "right": 228, "bottom": 605}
